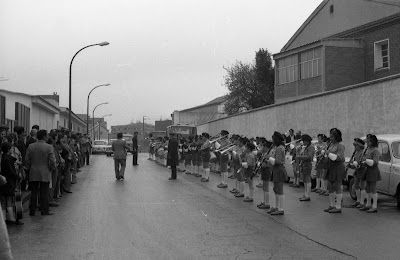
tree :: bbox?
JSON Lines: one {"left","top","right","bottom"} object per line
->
{"left": 222, "top": 48, "right": 275, "bottom": 115}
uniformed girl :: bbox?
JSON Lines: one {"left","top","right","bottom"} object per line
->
{"left": 297, "top": 134, "right": 315, "bottom": 201}
{"left": 268, "top": 132, "right": 287, "bottom": 215}
{"left": 347, "top": 138, "right": 366, "bottom": 208}
{"left": 200, "top": 133, "right": 211, "bottom": 182}
{"left": 229, "top": 136, "right": 241, "bottom": 194}
{"left": 323, "top": 128, "right": 345, "bottom": 213}
{"left": 257, "top": 138, "right": 274, "bottom": 209}
{"left": 312, "top": 134, "right": 327, "bottom": 193}
{"left": 359, "top": 134, "right": 381, "bottom": 213}
{"left": 242, "top": 142, "right": 256, "bottom": 202}
{"left": 234, "top": 137, "right": 247, "bottom": 198}
{"left": 217, "top": 130, "right": 230, "bottom": 189}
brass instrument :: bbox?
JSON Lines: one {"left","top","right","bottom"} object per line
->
{"left": 285, "top": 139, "right": 301, "bottom": 146}
{"left": 220, "top": 144, "right": 237, "bottom": 155}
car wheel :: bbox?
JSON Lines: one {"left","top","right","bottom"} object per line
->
{"left": 349, "top": 178, "right": 357, "bottom": 200}
{"left": 396, "top": 185, "right": 400, "bottom": 209}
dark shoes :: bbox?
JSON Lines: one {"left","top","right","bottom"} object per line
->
{"left": 29, "top": 211, "right": 35, "bottom": 216}
{"left": 6, "top": 220, "right": 24, "bottom": 225}
{"left": 41, "top": 212, "right": 54, "bottom": 216}
{"left": 49, "top": 201, "right": 60, "bottom": 207}
{"left": 64, "top": 190, "right": 73, "bottom": 193}
{"left": 168, "top": 177, "right": 176, "bottom": 180}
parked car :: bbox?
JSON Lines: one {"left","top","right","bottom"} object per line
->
{"left": 92, "top": 140, "right": 108, "bottom": 154}
{"left": 345, "top": 134, "right": 400, "bottom": 208}
{"left": 106, "top": 139, "right": 116, "bottom": 156}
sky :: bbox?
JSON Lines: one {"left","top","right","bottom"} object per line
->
{"left": 0, "top": 0, "right": 322, "bottom": 127}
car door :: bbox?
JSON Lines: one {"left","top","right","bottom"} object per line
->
{"left": 389, "top": 141, "right": 400, "bottom": 196}
{"left": 376, "top": 141, "right": 391, "bottom": 193}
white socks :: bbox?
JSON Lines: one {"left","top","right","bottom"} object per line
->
{"left": 360, "top": 190, "right": 366, "bottom": 205}
{"left": 316, "top": 178, "right": 321, "bottom": 189}
{"left": 205, "top": 169, "right": 210, "bottom": 179}
{"left": 239, "top": 182, "right": 245, "bottom": 193}
{"left": 249, "top": 189, "right": 253, "bottom": 199}
{"left": 356, "top": 189, "right": 361, "bottom": 203}
{"left": 335, "top": 193, "right": 342, "bottom": 209}
{"left": 329, "top": 193, "right": 335, "bottom": 207}
{"left": 279, "top": 195, "right": 284, "bottom": 211}
{"left": 305, "top": 183, "right": 311, "bottom": 197}
{"left": 275, "top": 194, "right": 279, "bottom": 208}
{"left": 372, "top": 193, "right": 378, "bottom": 208}
{"left": 264, "top": 192, "right": 269, "bottom": 205}
{"left": 366, "top": 193, "right": 372, "bottom": 207}
{"left": 222, "top": 172, "right": 228, "bottom": 185}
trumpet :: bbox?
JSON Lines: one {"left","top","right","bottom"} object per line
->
{"left": 285, "top": 139, "right": 301, "bottom": 147}
{"left": 220, "top": 144, "right": 237, "bottom": 154}
{"left": 215, "top": 142, "right": 235, "bottom": 153}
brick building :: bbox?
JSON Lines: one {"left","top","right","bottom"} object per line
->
{"left": 274, "top": 0, "right": 400, "bottom": 103}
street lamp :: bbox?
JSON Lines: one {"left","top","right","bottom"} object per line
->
{"left": 143, "top": 116, "right": 149, "bottom": 140}
{"left": 69, "top": 41, "right": 109, "bottom": 130}
{"left": 87, "top": 83, "right": 110, "bottom": 135}
{"left": 92, "top": 102, "right": 108, "bottom": 140}
{"left": 98, "top": 114, "right": 112, "bottom": 140}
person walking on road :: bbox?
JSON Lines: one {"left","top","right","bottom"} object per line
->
{"left": 25, "top": 129, "right": 56, "bottom": 216}
{"left": 132, "top": 132, "right": 139, "bottom": 166}
{"left": 112, "top": 133, "right": 130, "bottom": 180}
{"left": 167, "top": 133, "right": 179, "bottom": 180}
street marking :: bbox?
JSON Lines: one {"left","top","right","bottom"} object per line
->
{"left": 201, "top": 210, "right": 207, "bottom": 217}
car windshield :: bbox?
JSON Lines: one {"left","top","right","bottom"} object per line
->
{"left": 94, "top": 141, "right": 106, "bottom": 146}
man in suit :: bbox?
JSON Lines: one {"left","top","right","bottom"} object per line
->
{"left": 167, "top": 133, "right": 179, "bottom": 180}
{"left": 132, "top": 132, "right": 139, "bottom": 166}
{"left": 25, "top": 129, "right": 56, "bottom": 216}
{"left": 112, "top": 132, "right": 130, "bottom": 180}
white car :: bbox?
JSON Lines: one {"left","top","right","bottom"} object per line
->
{"left": 345, "top": 134, "right": 400, "bottom": 208}
{"left": 92, "top": 140, "right": 108, "bottom": 154}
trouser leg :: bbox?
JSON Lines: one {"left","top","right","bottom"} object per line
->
{"left": 114, "top": 160, "right": 120, "bottom": 178}
{"left": 64, "top": 166, "right": 71, "bottom": 191}
{"left": 171, "top": 166, "right": 177, "bottom": 179}
{"left": 29, "top": 181, "right": 39, "bottom": 212}
{"left": 120, "top": 160, "right": 126, "bottom": 177}
{"left": 40, "top": 182, "right": 50, "bottom": 213}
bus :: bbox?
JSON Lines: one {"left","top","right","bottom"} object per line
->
{"left": 166, "top": 125, "right": 197, "bottom": 138}
{"left": 150, "top": 131, "right": 166, "bottom": 139}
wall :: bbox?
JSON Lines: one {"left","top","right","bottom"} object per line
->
{"left": 0, "top": 90, "right": 31, "bottom": 121}
{"left": 325, "top": 46, "right": 364, "bottom": 91}
{"left": 285, "top": 0, "right": 400, "bottom": 51}
{"left": 275, "top": 77, "right": 322, "bottom": 102}
{"left": 173, "top": 103, "right": 226, "bottom": 125}
{"left": 31, "top": 104, "right": 57, "bottom": 130}
{"left": 197, "top": 74, "right": 400, "bottom": 157}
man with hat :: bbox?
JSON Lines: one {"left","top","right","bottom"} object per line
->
{"left": 296, "top": 134, "right": 315, "bottom": 201}
{"left": 217, "top": 130, "right": 230, "bottom": 188}
{"left": 167, "top": 132, "right": 179, "bottom": 180}
{"left": 347, "top": 138, "right": 367, "bottom": 208}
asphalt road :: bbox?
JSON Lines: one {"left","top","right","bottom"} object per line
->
{"left": 8, "top": 154, "right": 400, "bottom": 260}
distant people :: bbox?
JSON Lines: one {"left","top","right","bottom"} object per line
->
{"left": 81, "top": 134, "right": 91, "bottom": 165}
{"left": 132, "top": 132, "right": 139, "bottom": 166}
{"left": 112, "top": 133, "right": 130, "bottom": 180}
{"left": 26, "top": 128, "right": 38, "bottom": 148}
{"left": 167, "top": 133, "right": 179, "bottom": 180}
{"left": 25, "top": 129, "right": 56, "bottom": 216}
{"left": 286, "top": 129, "right": 294, "bottom": 143}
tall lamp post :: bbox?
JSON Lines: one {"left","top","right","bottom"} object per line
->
{"left": 87, "top": 83, "right": 110, "bottom": 135}
{"left": 98, "top": 114, "right": 112, "bottom": 140}
{"left": 92, "top": 102, "right": 108, "bottom": 140}
{"left": 69, "top": 41, "right": 109, "bottom": 131}
{"left": 143, "top": 116, "right": 149, "bottom": 140}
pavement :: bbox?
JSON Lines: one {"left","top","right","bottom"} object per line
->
{"left": 8, "top": 154, "right": 400, "bottom": 260}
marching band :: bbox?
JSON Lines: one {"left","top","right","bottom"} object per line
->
{"left": 147, "top": 128, "right": 382, "bottom": 215}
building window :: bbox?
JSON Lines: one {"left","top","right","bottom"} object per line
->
{"left": 277, "top": 55, "right": 298, "bottom": 85}
{"left": 374, "top": 39, "right": 390, "bottom": 70}
{"left": 0, "top": 95, "right": 5, "bottom": 126}
{"left": 15, "top": 102, "right": 30, "bottom": 131}
{"left": 300, "top": 48, "right": 322, "bottom": 80}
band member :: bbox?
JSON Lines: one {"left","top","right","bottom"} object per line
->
{"left": 347, "top": 138, "right": 367, "bottom": 208}
{"left": 217, "top": 130, "right": 230, "bottom": 188}
{"left": 196, "top": 136, "right": 203, "bottom": 178}
{"left": 200, "top": 133, "right": 211, "bottom": 182}
{"left": 268, "top": 132, "right": 287, "bottom": 215}
{"left": 290, "top": 138, "right": 302, "bottom": 188}
{"left": 257, "top": 138, "right": 274, "bottom": 209}
{"left": 297, "top": 134, "right": 315, "bottom": 201}
{"left": 229, "top": 135, "right": 241, "bottom": 193}
{"left": 359, "top": 134, "right": 381, "bottom": 213}
{"left": 234, "top": 137, "right": 247, "bottom": 198}
{"left": 312, "top": 134, "right": 327, "bottom": 193}
{"left": 323, "top": 128, "right": 345, "bottom": 213}
{"left": 242, "top": 142, "right": 256, "bottom": 202}
{"left": 167, "top": 133, "right": 179, "bottom": 180}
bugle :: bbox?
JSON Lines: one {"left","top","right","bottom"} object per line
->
{"left": 220, "top": 144, "right": 237, "bottom": 154}
{"left": 285, "top": 139, "right": 301, "bottom": 146}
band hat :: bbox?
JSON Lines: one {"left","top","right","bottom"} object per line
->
{"left": 202, "top": 132, "right": 210, "bottom": 138}
{"left": 301, "top": 134, "right": 312, "bottom": 143}
{"left": 353, "top": 138, "right": 365, "bottom": 147}
{"left": 272, "top": 131, "right": 284, "bottom": 142}
{"left": 296, "top": 130, "right": 302, "bottom": 135}
{"left": 220, "top": 130, "right": 229, "bottom": 136}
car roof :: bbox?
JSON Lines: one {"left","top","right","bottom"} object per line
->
{"left": 360, "top": 134, "right": 400, "bottom": 142}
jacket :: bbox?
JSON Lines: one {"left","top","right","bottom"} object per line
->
{"left": 25, "top": 140, "right": 56, "bottom": 182}
{"left": 167, "top": 138, "right": 179, "bottom": 167}
{"left": 112, "top": 139, "right": 130, "bottom": 160}
{"left": 0, "top": 154, "right": 19, "bottom": 196}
